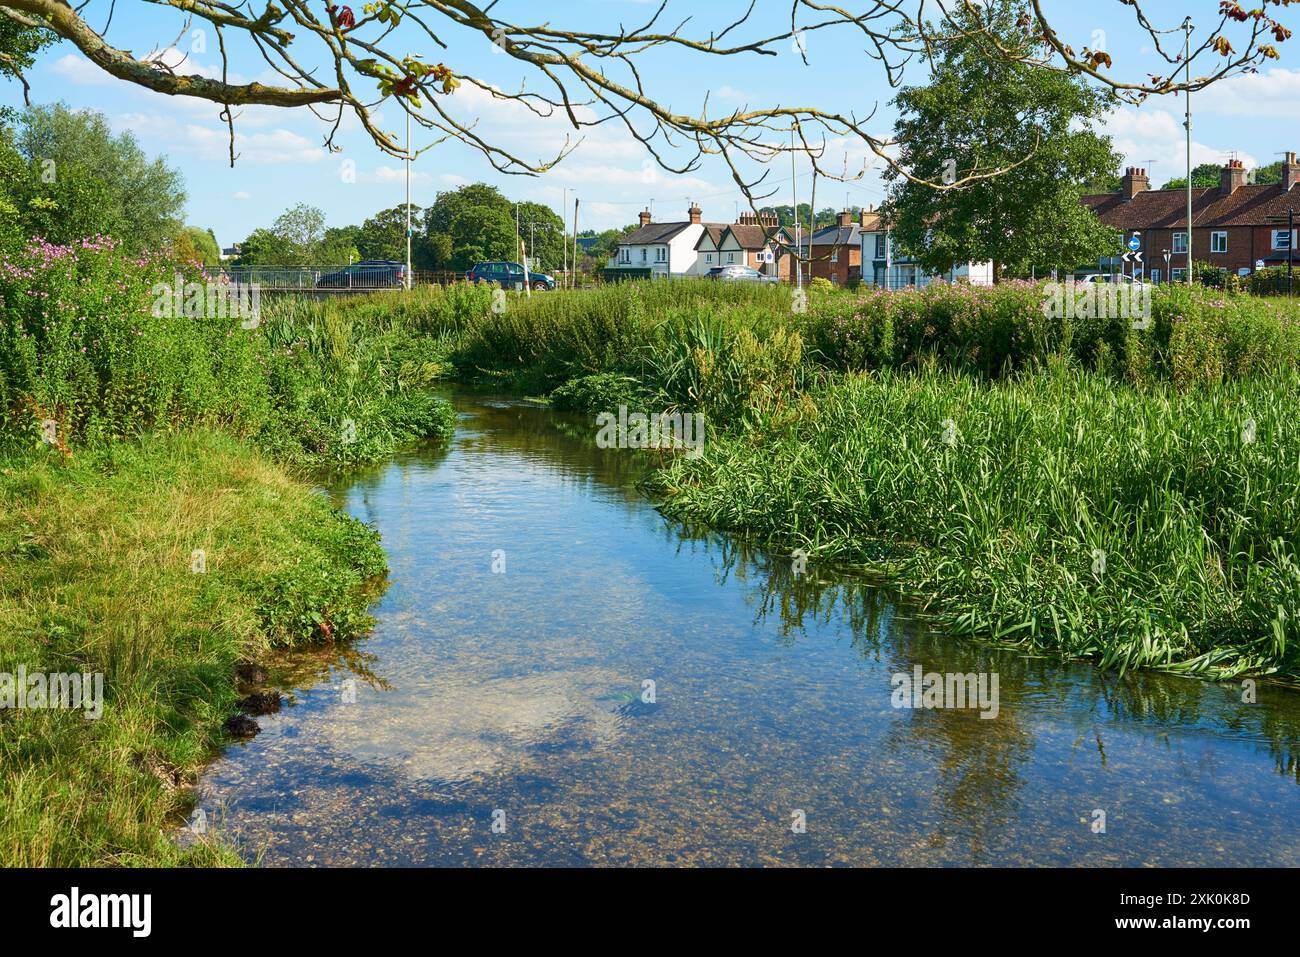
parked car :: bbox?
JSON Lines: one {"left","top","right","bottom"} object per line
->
{"left": 704, "top": 264, "right": 780, "bottom": 283}
{"left": 465, "top": 261, "right": 556, "bottom": 290}
{"left": 316, "top": 260, "right": 407, "bottom": 289}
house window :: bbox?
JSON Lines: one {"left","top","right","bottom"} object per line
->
{"left": 830, "top": 272, "right": 838, "bottom": 284}
{"left": 726, "top": 252, "right": 736, "bottom": 264}
{"left": 1171, "top": 267, "right": 1188, "bottom": 282}
{"left": 619, "top": 248, "right": 630, "bottom": 264}
{"left": 1211, "top": 231, "right": 1228, "bottom": 254}
{"left": 1150, "top": 268, "right": 1161, "bottom": 284}
{"left": 641, "top": 248, "right": 647, "bottom": 262}
{"left": 1273, "top": 229, "right": 1297, "bottom": 251}
{"left": 705, "top": 253, "right": 713, "bottom": 263}
{"left": 656, "top": 247, "right": 666, "bottom": 262}
{"left": 1172, "top": 232, "right": 1188, "bottom": 253}
{"left": 874, "top": 234, "right": 886, "bottom": 259}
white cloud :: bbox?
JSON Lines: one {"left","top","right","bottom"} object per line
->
{"left": 48, "top": 54, "right": 114, "bottom": 86}
{"left": 372, "top": 164, "right": 432, "bottom": 183}
{"left": 184, "top": 124, "right": 327, "bottom": 165}
{"left": 1188, "top": 68, "right": 1300, "bottom": 120}
{"left": 233, "top": 191, "right": 251, "bottom": 200}
{"left": 1096, "top": 107, "right": 1257, "bottom": 182}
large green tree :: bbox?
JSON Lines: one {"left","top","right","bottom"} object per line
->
{"left": 880, "top": 0, "right": 1121, "bottom": 281}
{"left": 12, "top": 104, "right": 185, "bottom": 252}
{"left": 356, "top": 206, "right": 420, "bottom": 262}
{"left": 419, "top": 184, "right": 563, "bottom": 272}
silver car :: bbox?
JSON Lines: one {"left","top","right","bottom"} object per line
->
{"left": 705, "top": 264, "right": 780, "bottom": 283}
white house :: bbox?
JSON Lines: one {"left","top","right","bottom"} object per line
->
{"left": 608, "top": 205, "right": 725, "bottom": 278}
{"left": 859, "top": 227, "right": 994, "bottom": 288}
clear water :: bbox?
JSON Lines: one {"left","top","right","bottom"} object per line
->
{"left": 194, "top": 389, "right": 1300, "bottom": 866}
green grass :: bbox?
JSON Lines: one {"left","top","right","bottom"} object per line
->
{"left": 0, "top": 431, "right": 388, "bottom": 866}
{"left": 650, "top": 363, "right": 1300, "bottom": 680}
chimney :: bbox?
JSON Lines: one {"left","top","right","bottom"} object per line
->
{"left": 837, "top": 209, "right": 853, "bottom": 227}
{"left": 737, "top": 211, "right": 755, "bottom": 226}
{"left": 1221, "top": 158, "right": 1247, "bottom": 195}
{"left": 860, "top": 205, "right": 875, "bottom": 227}
{"left": 688, "top": 203, "right": 702, "bottom": 225}
{"left": 1284, "top": 151, "right": 1300, "bottom": 191}
{"left": 1121, "top": 167, "right": 1149, "bottom": 201}
{"left": 759, "top": 211, "right": 778, "bottom": 228}
{"left": 638, "top": 208, "right": 652, "bottom": 227}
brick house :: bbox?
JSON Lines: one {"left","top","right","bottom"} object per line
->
{"left": 802, "top": 208, "right": 877, "bottom": 284}
{"left": 1081, "top": 155, "right": 1300, "bottom": 282}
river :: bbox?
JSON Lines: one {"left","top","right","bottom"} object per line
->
{"left": 193, "top": 388, "right": 1300, "bottom": 866}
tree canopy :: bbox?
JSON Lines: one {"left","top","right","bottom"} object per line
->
{"left": 0, "top": 103, "right": 185, "bottom": 253}
{"left": 880, "top": 0, "right": 1122, "bottom": 281}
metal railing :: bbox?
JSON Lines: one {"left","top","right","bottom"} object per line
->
{"left": 219, "top": 266, "right": 469, "bottom": 292}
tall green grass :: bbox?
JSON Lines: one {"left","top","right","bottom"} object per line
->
{"left": 650, "top": 363, "right": 1300, "bottom": 679}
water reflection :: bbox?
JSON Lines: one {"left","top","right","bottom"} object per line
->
{"left": 193, "top": 388, "right": 1300, "bottom": 867}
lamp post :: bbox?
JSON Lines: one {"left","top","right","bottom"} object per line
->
{"left": 1163, "top": 249, "right": 1171, "bottom": 285}
{"left": 1183, "top": 17, "right": 1194, "bottom": 286}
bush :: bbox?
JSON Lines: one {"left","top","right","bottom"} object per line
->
{"left": 0, "top": 240, "right": 457, "bottom": 465}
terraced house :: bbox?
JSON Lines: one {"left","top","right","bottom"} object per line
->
{"left": 1081, "top": 155, "right": 1300, "bottom": 283}
{"left": 695, "top": 211, "right": 794, "bottom": 280}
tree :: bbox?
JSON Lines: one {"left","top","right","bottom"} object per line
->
{"left": 0, "top": 0, "right": 1286, "bottom": 210}
{"left": 0, "top": 7, "right": 52, "bottom": 122}
{"left": 236, "top": 204, "right": 339, "bottom": 265}
{"left": 417, "top": 184, "right": 561, "bottom": 271}
{"left": 880, "top": 0, "right": 1122, "bottom": 281}
{"left": 173, "top": 226, "right": 221, "bottom": 268}
{"left": 1162, "top": 163, "right": 1222, "bottom": 190}
{"left": 1253, "top": 161, "right": 1283, "bottom": 185}
{"left": 5, "top": 104, "right": 185, "bottom": 251}
{"left": 355, "top": 206, "right": 419, "bottom": 262}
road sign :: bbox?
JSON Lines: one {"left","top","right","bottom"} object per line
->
{"left": 1256, "top": 260, "right": 1266, "bottom": 270}
{"left": 1127, "top": 234, "right": 1141, "bottom": 252}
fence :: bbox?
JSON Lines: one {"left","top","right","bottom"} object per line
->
{"left": 221, "top": 266, "right": 466, "bottom": 292}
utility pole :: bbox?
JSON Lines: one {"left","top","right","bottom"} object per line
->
{"left": 405, "top": 108, "right": 412, "bottom": 291}
{"left": 573, "top": 198, "right": 580, "bottom": 288}
{"left": 1183, "top": 17, "right": 1194, "bottom": 286}
{"left": 562, "top": 187, "right": 568, "bottom": 290}
{"left": 791, "top": 127, "right": 802, "bottom": 290}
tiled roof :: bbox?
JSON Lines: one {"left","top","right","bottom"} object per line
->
{"left": 726, "top": 223, "right": 786, "bottom": 249}
{"left": 1081, "top": 183, "right": 1300, "bottom": 230}
{"left": 694, "top": 224, "right": 729, "bottom": 249}
{"left": 809, "top": 224, "right": 863, "bottom": 246}
{"left": 617, "top": 222, "right": 701, "bottom": 245}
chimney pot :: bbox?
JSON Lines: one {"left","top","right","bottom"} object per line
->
{"left": 1221, "top": 159, "right": 1247, "bottom": 195}
{"left": 1121, "top": 167, "right": 1149, "bottom": 201}
{"left": 688, "top": 204, "right": 702, "bottom": 225}
{"left": 1284, "top": 151, "right": 1300, "bottom": 191}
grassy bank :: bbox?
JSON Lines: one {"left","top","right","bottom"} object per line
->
{"left": 0, "top": 239, "right": 463, "bottom": 865}
{"left": 0, "top": 431, "right": 387, "bottom": 866}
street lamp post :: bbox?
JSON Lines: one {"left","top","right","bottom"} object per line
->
{"left": 1163, "top": 249, "right": 1171, "bottom": 285}
{"left": 1183, "top": 17, "right": 1194, "bottom": 286}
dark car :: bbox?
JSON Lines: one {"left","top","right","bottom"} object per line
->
{"left": 316, "top": 260, "right": 407, "bottom": 289}
{"left": 466, "top": 261, "right": 556, "bottom": 291}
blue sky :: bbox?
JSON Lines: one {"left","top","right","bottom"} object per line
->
{"left": 4, "top": 0, "right": 1299, "bottom": 246}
